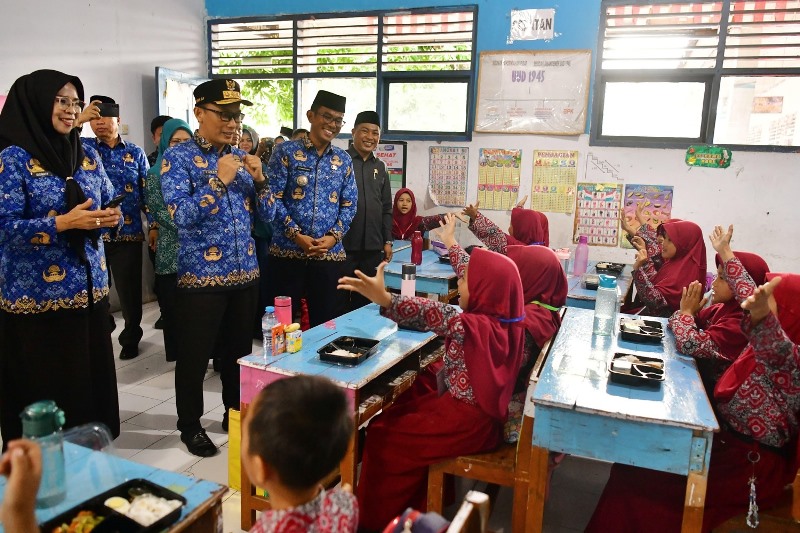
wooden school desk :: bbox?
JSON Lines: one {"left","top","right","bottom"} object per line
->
{"left": 383, "top": 248, "right": 458, "bottom": 302}
{"left": 527, "top": 307, "right": 718, "bottom": 532}
{"left": 0, "top": 442, "right": 227, "bottom": 533}
{"left": 566, "top": 261, "right": 633, "bottom": 309}
{"left": 237, "top": 303, "right": 444, "bottom": 529}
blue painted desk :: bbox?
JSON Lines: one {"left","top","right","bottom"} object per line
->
{"left": 384, "top": 248, "right": 457, "bottom": 302}
{"left": 238, "top": 303, "right": 442, "bottom": 529}
{"left": 0, "top": 442, "right": 226, "bottom": 533}
{"left": 567, "top": 261, "right": 633, "bottom": 309}
{"left": 393, "top": 239, "right": 411, "bottom": 253}
{"left": 528, "top": 307, "right": 718, "bottom": 532}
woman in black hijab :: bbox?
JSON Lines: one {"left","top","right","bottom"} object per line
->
{"left": 0, "top": 70, "right": 123, "bottom": 443}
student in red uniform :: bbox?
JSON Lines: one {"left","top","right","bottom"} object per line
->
{"left": 338, "top": 243, "right": 525, "bottom": 531}
{"left": 461, "top": 196, "right": 549, "bottom": 255}
{"left": 243, "top": 375, "right": 358, "bottom": 533}
{"left": 390, "top": 187, "right": 445, "bottom": 240}
{"left": 587, "top": 270, "right": 800, "bottom": 533}
{"left": 669, "top": 224, "right": 769, "bottom": 393}
{"left": 630, "top": 219, "right": 707, "bottom": 317}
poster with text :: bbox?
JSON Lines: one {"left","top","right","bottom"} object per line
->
{"left": 531, "top": 150, "right": 578, "bottom": 213}
{"left": 620, "top": 184, "right": 674, "bottom": 249}
{"left": 477, "top": 148, "right": 521, "bottom": 210}
{"left": 574, "top": 182, "right": 623, "bottom": 246}
{"left": 428, "top": 147, "right": 469, "bottom": 207}
{"left": 375, "top": 141, "right": 406, "bottom": 196}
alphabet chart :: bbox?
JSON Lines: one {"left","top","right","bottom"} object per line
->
{"left": 573, "top": 182, "right": 623, "bottom": 246}
{"left": 428, "top": 147, "right": 469, "bottom": 207}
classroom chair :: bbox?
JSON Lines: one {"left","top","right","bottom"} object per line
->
{"left": 713, "top": 470, "right": 800, "bottom": 532}
{"left": 447, "top": 490, "right": 491, "bottom": 533}
{"left": 426, "top": 324, "right": 560, "bottom": 533}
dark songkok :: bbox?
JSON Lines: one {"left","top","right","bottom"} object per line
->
{"left": 194, "top": 79, "right": 252, "bottom": 106}
{"left": 311, "top": 90, "right": 346, "bottom": 113}
{"left": 279, "top": 126, "right": 293, "bottom": 138}
{"left": 354, "top": 111, "right": 380, "bottom": 127}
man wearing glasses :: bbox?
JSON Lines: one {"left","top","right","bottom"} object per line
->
{"left": 160, "top": 79, "right": 276, "bottom": 457}
{"left": 266, "top": 90, "right": 357, "bottom": 327}
{"left": 82, "top": 95, "right": 151, "bottom": 361}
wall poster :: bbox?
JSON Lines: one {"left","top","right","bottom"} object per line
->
{"left": 475, "top": 50, "right": 591, "bottom": 135}
{"left": 428, "top": 147, "right": 469, "bottom": 207}
{"left": 375, "top": 141, "right": 407, "bottom": 197}
{"left": 477, "top": 148, "right": 521, "bottom": 210}
{"left": 620, "top": 184, "right": 674, "bottom": 249}
{"left": 531, "top": 150, "right": 578, "bottom": 213}
{"left": 574, "top": 182, "right": 623, "bottom": 247}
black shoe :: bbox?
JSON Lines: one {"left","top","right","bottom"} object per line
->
{"left": 181, "top": 430, "right": 218, "bottom": 457}
{"left": 222, "top": 412, "right": 229, "bottom": 432}
{"left": 154, "top": 316, "right": 164, "bottom": 330}
{"left": 119, "top": 346, "right": 139, "bottom": 360}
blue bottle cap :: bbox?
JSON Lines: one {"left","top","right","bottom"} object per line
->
{"left": 599, "top": 274, "right": 617, "bottom": 289}
{"left": 265, "top": 306, "right": 275, "bottom": 312}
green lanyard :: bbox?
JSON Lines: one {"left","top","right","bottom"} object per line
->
{"left": 530, "top": 300, "right": 561, "bottom": 312}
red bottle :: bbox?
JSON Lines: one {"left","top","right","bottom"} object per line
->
{"left": 411, "top": 231, "right": 423, "bottom": 265}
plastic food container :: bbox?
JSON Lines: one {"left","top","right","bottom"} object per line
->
{"left": 595, "top": 262, "right": 626, "bottom": 275}
{"left": 608, "top": 353, "right": 665, "bottom": 388}
{"left": 317, "top": 336, "right": 380, "bottom": 366}
{"left": 619, "top": 318, "right": 664, "bottom": 344}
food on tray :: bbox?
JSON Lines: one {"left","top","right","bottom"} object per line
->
{"left": 330, "top": 349, "right": 361, "bottom": 358}
{"left": 52, "top": 510, "right": 104, "bottom": 533}
{"left": 614, "top": 353, "right": 664, "bottom": 369}
{"left": 124, "top": 493, "right": 183, "bottom": 527}
{"left": 104, "top": 496, "right": 130, "bottom": 513}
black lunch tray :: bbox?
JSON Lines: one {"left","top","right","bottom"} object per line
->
{"left": 619, "top": 318, "right": 664, "bottom": 344}
{"left": 39, "top": 479, "right": 186, "bottom": 533}
{"left": 595, "top": 262, "right": 626, "bottom": 275}
{"left": 318, "top": 336, "right": 380, "bottom": 366}
{"left": 582, "top": 274, "right": 600, "bottom": 290}
{"left": 608, "top": 353, "right": 665, "bottom": 388}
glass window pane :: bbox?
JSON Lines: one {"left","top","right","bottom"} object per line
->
{"left": 237, "top": 79, "right": 294, "bottom": 139}
{"left": 298, "top": 78, "right": 377, "bottom": 124}
{"left": 387, "top": 82, "right": 468, "bottom": 132}
{"left": 601, "top": 82, "right": 705, "bottom": 138}
{"left": 714, "top": 76, "right": 800, "bottom": 146}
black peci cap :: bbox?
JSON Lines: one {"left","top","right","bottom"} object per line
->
{"left": 279, "top": 126, "right": 293, "bottom": 137}
{"left": 354, "top": 110, "right": 380, "bottom": 127}
{"left": 311, "top": 90, "right": 346, "bottom": 113}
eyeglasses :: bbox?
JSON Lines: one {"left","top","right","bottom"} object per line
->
{"left": 54, "top": 96, "right": 85, "bottom": 111}
{"left": 199, "top": 107, "right": 245, "bottom": 123}
{"left": 318, "top": 112, "right": 345, "bottom": 127}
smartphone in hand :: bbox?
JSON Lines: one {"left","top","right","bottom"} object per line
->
{"left": 102, "top": 193, "right": 126, "bottom": 209}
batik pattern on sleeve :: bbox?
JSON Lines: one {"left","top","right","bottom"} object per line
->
{"left": 468, "top": 212, "right": 508, "bottom": 255}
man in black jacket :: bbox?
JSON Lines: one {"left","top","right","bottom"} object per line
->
{"left": 342, "top": 111, "right": 393, "bottom": 311}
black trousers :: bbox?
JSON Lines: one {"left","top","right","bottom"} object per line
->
{"left": 1, "top": 299, "right": 120, "bottom": 446}
{"left": 267, "top": 256, "right": 346, "bottom": 327}
{"left": 343, "top": 250, "right": 385, "bottom": 311}
{"left": 173, "top": 285, "right": 257, "bottom": 434}
{"left": 105, "top": 241, "right": 143, "bottom": 349}
{"left": 155, "top": 273, "right": 178, "bottom": 362}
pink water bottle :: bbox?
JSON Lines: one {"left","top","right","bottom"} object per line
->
{"left": 573, "top": 235, "right": 589, "bottom": 276}
{"left": 274, "top": 296, "right": 292, "bottom": 325}
{"left": 411, "top": 231, "right": 423, "bottom": 266}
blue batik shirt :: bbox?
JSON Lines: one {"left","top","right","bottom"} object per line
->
{"left": 81, "top": 136, "right": 151, "bottom": 242}
{"left": 267, "top": 138, "right": 357, "bottom": 261}
{"left": 160, "top": 131, "right": 276, "bottom": 291}
{"left": 0, "top": 145, "right": 115, "bottom": 314}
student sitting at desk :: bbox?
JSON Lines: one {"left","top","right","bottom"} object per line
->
{"left": 669, "top": 224, "right": 769, "bottom": 393}
{"left": 338, "top": 243, "right": 526, "bottom": 531}
{"left": 630, "top": 219, "right": 707, "bottom": 317}
{"left": 587, "top": 273, "right": 800, "bottom": 532}
{"left": 390, "top": 187, "right": 445, "bottom": 240}
{"left": 243, "top": 375, "right": 358, "bottom": 532}
{"left": 461, "top": 195, "right": 549, "bottom": 254}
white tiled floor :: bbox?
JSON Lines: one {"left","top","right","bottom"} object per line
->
{"left": 16, "top": 301, "right": 614, "bottom": 532}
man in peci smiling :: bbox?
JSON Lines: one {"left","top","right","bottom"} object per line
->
{"left": 160, "top": 79, "right": 276, "bottom": 457}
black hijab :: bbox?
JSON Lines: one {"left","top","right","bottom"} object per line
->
{"left": 0, "top": 69, "right": 98, "bottom": 262}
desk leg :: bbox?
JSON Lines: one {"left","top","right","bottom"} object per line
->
{"left": 681, "top": 432, "right": 712, "bottom": 532}
{"left": 526, "top": 446, "right": 550, "bottom": 533}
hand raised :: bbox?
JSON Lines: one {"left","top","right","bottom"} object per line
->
{"left": 338, "top": 262, "right": 392, "bottom": 308}
{"left": 619, "top": 208, "right": 635, "bottom": 236}
{"left": 515, "top": 194, "right": 529, "bottom": 209}
{"left": 633, "top": 247, "right": 648, "bottom": 270}
{"left": 709, "top": 224, "right": 733, "bottom": 256}
{"left": 742, "top": 276, "right": 782, "bottom": 325}
{"left": 634, "top": 202, "right": 648, "bottom": 226}
{"left": 679, "top": 280, "right": 707, "bottom": 316}
{"left": 462, "top": 201, "right": 480, "bottom": 221}
{"left": 631, "top": 235, "right": 646, "bottom": 252}
{"left": 435, "top": 212, "right": 458, "bottom": 248}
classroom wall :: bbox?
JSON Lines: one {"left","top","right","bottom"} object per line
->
{"left": 209, "top": 0, "right": 800, "bottom": 273}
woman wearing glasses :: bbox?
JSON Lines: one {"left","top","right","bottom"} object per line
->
{"left": 0, "top": 70, "right": 122, "bottom": 444}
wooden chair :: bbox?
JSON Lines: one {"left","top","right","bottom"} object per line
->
{"left": 426, "top": 318, "right": 561, "bottom": 533}
{"left": 713, "top": 471, "right": 800, "bottom": 532}
{"left": 447, "top": 490, "right": 491, "bottom": 533}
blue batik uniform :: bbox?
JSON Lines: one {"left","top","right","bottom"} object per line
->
{"left": 267, "top": 138, "right": 357, "bottom": 261}
{"left": 0, "top": 145, "right": 114, "bottom": 313}
{"left": 81, "top": 137, "right": 151, "bottom": 241}
{"left": 160, "top": 132, "right": 276, "bottom": 291}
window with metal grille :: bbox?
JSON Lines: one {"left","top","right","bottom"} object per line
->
{"left": 591, "top": 1, "right": 800, "bottom": 150}
{"left": 208, "top": 7, "right": 477, "bottom": 140}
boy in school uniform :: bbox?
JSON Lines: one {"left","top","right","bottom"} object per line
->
{"left": 243, "top": 375, "right": 358, "bottom": 532}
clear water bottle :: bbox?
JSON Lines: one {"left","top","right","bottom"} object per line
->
{"left": 573, "top": 234, "right": 589, "bottom": 276}
{"left": 593, "top": 274, "right": 619, "bottom": 336}
{"left": 262, "top": 306, "right": 277, "bottom": 359}
{"left": 21, "top": 400, "right": 66, "bottom": 507}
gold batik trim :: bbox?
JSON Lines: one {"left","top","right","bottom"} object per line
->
{"left": 1, "top": 287, "right": 109, "bottom": 314}
{"left": 267, "top": 245, "right": 346, "bottom": 261}
{"left": 177, "top": 268, "right": 260, "bottom": 289}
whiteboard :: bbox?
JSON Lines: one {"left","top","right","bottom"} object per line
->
{"left": 474, "top": 50, "right": 591, "bottom": 135}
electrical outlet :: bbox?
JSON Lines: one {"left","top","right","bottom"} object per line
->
{"left": 120, "top": 124, "right": 129, "bottom": 135}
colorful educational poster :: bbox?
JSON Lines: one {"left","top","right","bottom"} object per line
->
{"left": 574, "top": 182, "right": 623, "bottom": 247}
{"left": 375, "top": 141, "right": 406, "bottom": 196}
{"left": 531, "top": 150, "right": 578, "bottom": 213}
{"left": 477, "top": 148, "right": 521, "bottom": 210}
{"left": 620, "top": 184, "right": 674, "bottom": 249}
{"left": 428, "top": 147, "right": 469, "bottom": 207}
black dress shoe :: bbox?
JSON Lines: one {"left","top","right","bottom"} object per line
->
{"left": 181, "top": 430, "right": 218, "bottom": 457}
{"left": 119, "top": 346, "right": 139, "bottom": 360}
{"left": 222, "top": 412, "right": 229, "bottom": 432}
{"left": 154, "top": 316, "right": 164, "bottom": 330}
